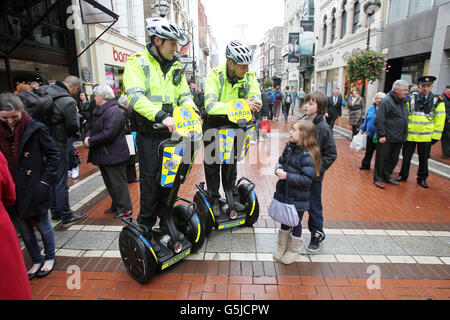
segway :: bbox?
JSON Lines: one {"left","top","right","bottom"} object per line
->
{"left": 118, "top": 105, "right": 205, "bottom": 284}
{"left": 194, "top": 99, "right": 260, "bottom": 236}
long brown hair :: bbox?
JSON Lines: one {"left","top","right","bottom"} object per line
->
{"left": 291, "top": 120, "right": 321, "bottom": 177}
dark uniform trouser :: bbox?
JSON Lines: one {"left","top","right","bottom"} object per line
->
{"left": 374, "top": 141, "right": 403, "bottom": 182}
{"left": 136, "top": 134, "right": 172, "bottom": 227}
{"left": 326, "top": 117, "right": 337, "bottom": 131}
{"left": 399, "top": 141, "right": 432, "bottom": 181}
{"left": 203, "top": 135, "right": 239, "bottom": 204}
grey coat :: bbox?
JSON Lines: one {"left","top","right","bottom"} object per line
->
{"left": 348, "top": 95, "right": 365, "bottom": 126}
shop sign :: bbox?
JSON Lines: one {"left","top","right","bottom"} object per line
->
{"left": 113, "top": 46, "right": 131, "bottom": 63}
{"left": 318, "top": 56, "right": 334, "bottom": 68}
{"left": 342, "top": 48, "right": 361, "bottom": 63}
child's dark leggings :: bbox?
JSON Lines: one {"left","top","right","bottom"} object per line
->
{"left": 281, "top": 210, "right": 305, "bottom": 237}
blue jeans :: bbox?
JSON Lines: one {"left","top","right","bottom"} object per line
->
{"left": 307, "top": 180, "right": 324, "bottom": 234}
{"left": 16, "top": 215, "right": 55, "bottom": 264}
{"left": 50, "top": 151, "right": 74, "bottom": 222}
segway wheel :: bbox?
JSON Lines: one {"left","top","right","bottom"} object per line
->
{"left": 119, "top": 227, "right": 157, "bottom": 284}
{"left": 238, "top": 183, "right": 260, "bottom": 227}
{"left": 173, "top": 204, "right": 205, "bottom": 253}
{"left": 193, "top": 191, "right": 214, "bottom": 237}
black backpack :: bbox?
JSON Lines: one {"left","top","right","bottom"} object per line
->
{"left": 275, "top": 90, "right": 282, "bottom": 101}
{"left": 17, "top": 86, "right": 69, "bottom": 127}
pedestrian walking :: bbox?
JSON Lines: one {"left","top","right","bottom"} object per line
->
{"left": 265, "top": 88, "right": 275, "bottom": 120}
{"left": 291, "top": 87, "right": 298, "bottom": 115}
{"left": 348, "top": 89, "right": 365, "bottom": 138}
{"left": 442, "top": 85, "right": 450, "bottom": 159}
{"left": 273, "top": 120, "right": 321, "bottom": 264}
{"left": 373, "top": 80, "right": 410, "bottom": 189}
{"left": 395, "top": 76, "right": 446, "bottom": 188}
{"left": 359, "top": 92, "right": 386, "bottom": 170}
{"left": 298, "top": 88, "right": 306, "bottom": 110}
{"left": 0, "top": 151, "right": 32, "bottom": 300}
{"left": 325, "top": 87, "right": 343, "bottom": 131}
{"left": 0, "top": 92, "right": 60, "bottom": 280}
{"left": 282, "top": 86, "right": 293, "bottom": 123}
{"left": 273, "top": 86, "right": 283, "bottom": 120}
{"left": 299, "top": 91, "right": 337, "bottom": 252}
{"left": 84, "top": 85, "right": 133, "bottom": 219}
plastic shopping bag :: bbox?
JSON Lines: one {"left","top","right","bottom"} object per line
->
{"left": 260, "top": 119, "right": 271, "bottom": 133}
{"left": 350, "top": 132, "right": 367, "bottom": 152}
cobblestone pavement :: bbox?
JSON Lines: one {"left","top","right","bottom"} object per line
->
{"left": 24, "top": 115, "right": 450, "bottom": 300}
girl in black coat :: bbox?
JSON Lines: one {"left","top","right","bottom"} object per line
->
{"left": 0, "top": 93, "right": 60, "bottom": 279}
{"left": 272, "top": 120, "right": 321, "bottom": 264}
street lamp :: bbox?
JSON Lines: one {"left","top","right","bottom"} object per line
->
{"left": 155, "top": 0, "right": 170, "bottom": 18}
{"left": 361, "top": 0, "right": 381, "bottom": 100}
{"left": 363, "top": 0, "right": 381, "bottom": 50}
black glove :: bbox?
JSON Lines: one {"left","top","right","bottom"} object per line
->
{"left": 431, "top": 139, "right": 438, "bottom": 145}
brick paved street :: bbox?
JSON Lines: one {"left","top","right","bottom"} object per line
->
{"left": 24, "top": 116, "right": 450, "bottom": 301}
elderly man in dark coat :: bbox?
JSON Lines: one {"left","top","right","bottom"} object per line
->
{"left": 84, "top": 85, "right": 133, "bottom": 219}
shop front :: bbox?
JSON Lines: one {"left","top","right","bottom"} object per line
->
{"left": 81, "top": 24, "right": 145, "bottom": 96}
{"left": 384, "top": 53, "right": 431, "bottom": 92}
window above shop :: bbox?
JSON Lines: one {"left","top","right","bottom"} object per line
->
{"left": 2, "top": 0, "right": 69, "bottom": 50}
{"left": 388, "top": 0, "right": 449, "bottom": 25}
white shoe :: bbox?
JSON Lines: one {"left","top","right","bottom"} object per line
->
{"left": 68, "top": 170, "right": 72, "bottom": 177}
{"left": 250, "top": 139, "right": 257, "bottom": 144}
{"left": 71, "top": 167, "right": 79, "bottom": 179}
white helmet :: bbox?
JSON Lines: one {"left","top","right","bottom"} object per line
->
{"left": 226, "top": 40, "right": 253, "bottom": 65}
{"left": 145, "top": 17, "right": 189, "bottom": 46}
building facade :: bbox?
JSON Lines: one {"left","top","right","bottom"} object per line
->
{"left": 314, "top": 0, "right": 387, "bottom": 104}
{"left": 0, "top": 0, "right": 78, "bottom": 92}
{"left": 260, "top": 27, "right": 285, "bottom": 88}
{"left": 381, "top": 0, "right": 450, "bottom": 94}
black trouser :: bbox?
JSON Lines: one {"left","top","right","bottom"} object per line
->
{"left": 326, "top": 117, "right": 337, "bottom": 131}
{"left": 268, "top": 104, "right": 274, "bottom": 120}
{"left": 361, "top": 136, "right": 377, "bottom": 169}
{"left": 282, "top": 103, "right": 291, "bottom": 122}
{"left": 203, "top": 134, "right": 239, "bottom": 204}
{"left": 126, "top": 154, "right": 138, "bottom": 182}
{"left": 399, "top": 141, "right": 432, "bottom": 181}
{"left": 99, "top": 163, "right": 133, "bottom": 214}
{"left": 373, "top": 141, "right": 403, "bottom": 182}
{"left": 442, "top": 123, "right": 450, "bottom": 158}
{"left": 351, "top": 125, "right": 359, "bottom": 138}
{"left": 136, "top": 134, "right": 172, "bottom": 227}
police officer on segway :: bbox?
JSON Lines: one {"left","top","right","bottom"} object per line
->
{"left": 202, "top": 41, "right": 262, "bottom": 218}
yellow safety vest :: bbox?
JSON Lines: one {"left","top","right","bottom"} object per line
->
{"left": 407, "top": 93, "right": 446, "bottom": 142}
{"left": 123, "top": 49, "right": 196, "bottom": 122}
{"left": 204, "top": 63, "right": 261, "bottom": 116}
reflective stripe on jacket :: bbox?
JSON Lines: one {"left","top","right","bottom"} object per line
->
{"left": 204, "top": 63, "right": 261, "bottom": 116}
{"left": 407, "top": 94, "right": 446, "bottom": 142}
{"left": 123, "top": 49, "right": 196, "bottom": 123}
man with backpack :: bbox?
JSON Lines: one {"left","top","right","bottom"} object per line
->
{"left": 282, "top": 86, "right": 293, "bottom": 123}
{"left": 273, "top": 86, "right": 283, "bottom": 120}
{"left": 36, "top": 76, "right": 87, "bottom": 226}
{"left": 265, "top": 88, "right": 275, "bottom": 120}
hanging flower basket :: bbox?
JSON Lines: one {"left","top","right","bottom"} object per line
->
{"left": 346, "top": 50, "right": 387, "bottom": 86}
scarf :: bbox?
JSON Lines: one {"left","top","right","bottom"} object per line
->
{"left": 0, "top": 111, "right": 31, "bottom": 179}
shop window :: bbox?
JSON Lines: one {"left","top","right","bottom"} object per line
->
{"left": 435, "top": 0, "right": 450, "bottom": 5}
{"left": 322, "top": 16, "right": 327, "bottom": 47}
{"left": 33, "top": 25, "right": 51, "bottom": 45}
{"left": 31, "top": 0, "right": 46, "bottom": 21}
{"left": 408, "top": 0, "right": 433, "bottom": 17}
{"left": 352, "top": 1, "right": 360, "bottom": 34}
{"left": 52, "top": 31, "right": 65, "bottom": 49}
{"left": 48, "top": 0, "right": 62, "bottom": 27}
{"left": 7, "top": 0, "right": 27, "bottom": 16}
{"left": 388, "top": 0, "right": 408, "bottom": 24}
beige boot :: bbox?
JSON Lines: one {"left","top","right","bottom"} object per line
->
{"left": 280, "top": 234, "right": 304, "bottom": 265}
{"left": 273, "top": 229, "right": 290, "bottom": 261}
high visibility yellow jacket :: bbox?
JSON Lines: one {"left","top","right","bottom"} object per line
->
{"left": 123, "top": 49, "right": 196, "bottom": 124}
{"left": 204, "top": 63, "right": 261, "bottom": 117}
{"left": 407, "top": 93, "right": 446, "bottom": 142}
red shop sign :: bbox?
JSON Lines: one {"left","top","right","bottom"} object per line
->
{"left": 113, "top": 46, "right": 131, "bottom": 63}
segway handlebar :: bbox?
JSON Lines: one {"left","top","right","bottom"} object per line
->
{"left": 153, "top": 123, "right": 166, "bottom": 130}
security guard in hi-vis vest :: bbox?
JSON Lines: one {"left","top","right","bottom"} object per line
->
{"left": 396, "top": 76, "right": 446, "bottom": 188}
{"left": 203, "top": 41, "right": 262, "bottom": 217}
{"left": 123, "top": 17, "right": 197, "bottom": 229}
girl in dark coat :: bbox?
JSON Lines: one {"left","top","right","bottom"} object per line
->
{"left": 0, "top": 151, "right": 32, "bottom": 299}
{"left": 84, "top": 85, "right": 132, "bottom": 219}
{"left": 0, "top": 93, "right": 59, "bottom": 280}
{"left": 272, "top": 120, "right": 321, "bottom": 265}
